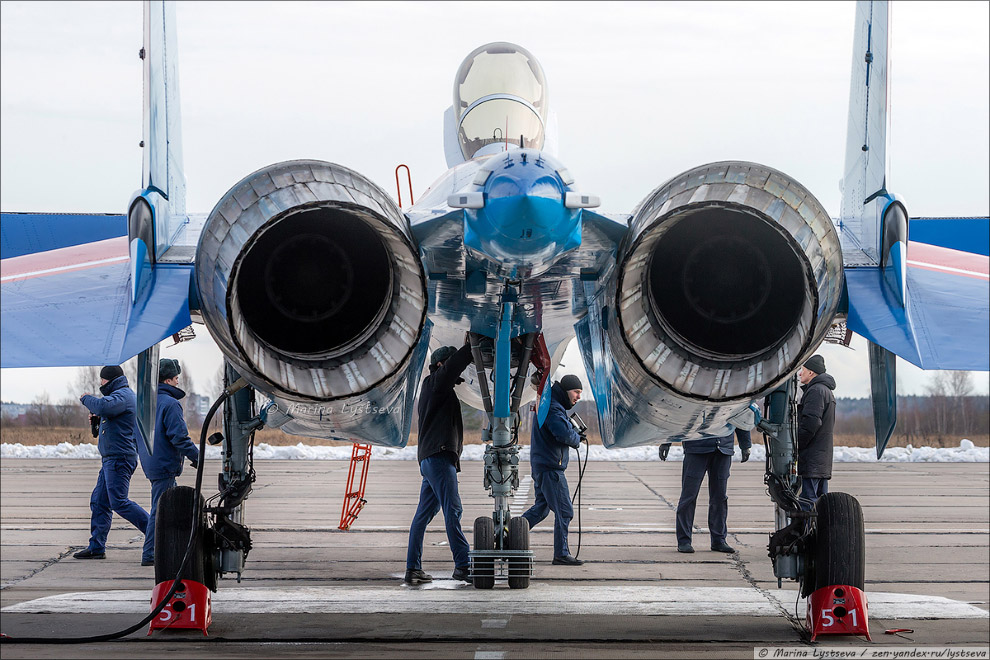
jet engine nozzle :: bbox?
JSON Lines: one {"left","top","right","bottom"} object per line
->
{"left": 196, "top": 160, "right": 427, "bottom": 401}
{"left": 614, "top": 161, "right": 843, "bottom": 401}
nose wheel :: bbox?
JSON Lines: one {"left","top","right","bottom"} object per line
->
{"left": 469, "top": 515, "right": 533, "bottom": 589}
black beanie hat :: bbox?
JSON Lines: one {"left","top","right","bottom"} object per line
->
{"left": 159, "top": 358, "right": 181, "bottom": 382}
{"left": 559, "top": 374, "right": 583, "bottom": 392}
{"left": 804, "top": 354, "right": 826, "bottom": 375}
{"left": 430, "top": 346, "right": 457, "bottom": 367}
{"left": 100, "top": 365, "right": 124, "bottom": 381}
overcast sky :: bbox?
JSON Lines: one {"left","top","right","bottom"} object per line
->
{"left": 2, "top": 1, "right": 988, "bottom": 404}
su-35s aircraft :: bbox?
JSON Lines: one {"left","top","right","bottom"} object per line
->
{"left": 2, "top": 0, "right": 988, "bottom": 617}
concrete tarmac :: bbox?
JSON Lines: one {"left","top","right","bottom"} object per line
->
{"left": 1, "top": 457, "right": 988, "bottom": 658}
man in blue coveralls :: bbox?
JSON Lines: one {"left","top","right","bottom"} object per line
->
{"left": 138, "top": 358, "right": 200, "bottom": 567}
{"left": 522, "top": 374, "right": 585, "bottom": 566}
{"left": 75, "top": 365, "right": 149, "bottom": 560}
{"left": 660, "top": 428, "right": 752, "bottom": 554}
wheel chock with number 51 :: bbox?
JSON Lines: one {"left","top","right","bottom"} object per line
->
{"left": 148, "top": 579, "right": 212, "bottom": 636}
{"left": 806, "top": 584, "right": 870, "bottom": 641}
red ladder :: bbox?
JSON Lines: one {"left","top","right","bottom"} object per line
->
{"left": 338, "top": 443, "right": 372, "bottom": 530}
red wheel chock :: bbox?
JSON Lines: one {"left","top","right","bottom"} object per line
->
{"left": 148, "top": 579, "right": 212, "bottom": 636}
{"left": 806, "top": 584, "right": 870, "bottom": 641}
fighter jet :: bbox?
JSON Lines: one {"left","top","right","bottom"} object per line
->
{"left": 1, "top": 0, "right": 987, "bottom": 620}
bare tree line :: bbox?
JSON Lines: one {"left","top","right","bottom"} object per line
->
{"left": 5, "top": 367, "right": 987, "bottom": 447}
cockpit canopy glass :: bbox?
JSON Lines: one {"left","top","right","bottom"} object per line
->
{"left": 454, "top": 42, "right": 548, "bottom": 160}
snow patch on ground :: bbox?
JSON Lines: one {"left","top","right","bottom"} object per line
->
{"left": 2, "top": 439, "right": 986, "bottom": 462}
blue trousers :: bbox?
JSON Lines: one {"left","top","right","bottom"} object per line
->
{"left": 406, "top": 453, "right": 470, "bottom": 570}
{"left": 88, "top": 457, "right": 149, "bottom": 553}
{"left": 801, "top": 477, "right": 830, "bottom": 511}
{"left": 675, "top": 451, "right": 731, "bottom": 546}
{"left": 142, "top": 477, "right": 177, "bottom": 562}
{"left": 521, "top": 469, "right": 573, "bottom": 558}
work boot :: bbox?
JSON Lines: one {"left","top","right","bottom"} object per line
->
{"left": 73, "top": 548, "right": 105, "bottom": 560}
{"left": 141, "top": 558, "right": 155, "bottom": 567}
{"left": 451, "top": 566, "right": 471, "bottom": 582}
{"left": 551, "top": 555, "right": 583, "bottom": 566}
{"left": 677, "top": 544, "right": 695, "bottom": 553}
{"left": 711, "top": 541, "right": 736, "bottom": 553}
{"left": 404, "top": 568, "right": 433, "bottom": 585}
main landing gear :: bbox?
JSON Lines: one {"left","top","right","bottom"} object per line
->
{"left": 466, "top": 291, "right": 536, "bottom": 589}
{"left": 759, "top": 376, "right": 869, "bottom": 640}
{"left": 149, "top": 363, "right": 263, "bottom": 634}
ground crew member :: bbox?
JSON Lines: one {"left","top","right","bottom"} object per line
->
{"left": 797, "top": 354, "right": 836, "bottom": 509}
{"left": 661, "top": 428, "right": 751, "bottom": 554}
{"left": 75, "top": 365, "right": 149, "bottom": 560}
{"left": 521, "top": 374, "right": 585, "bottom": 566}
{"left": 404, "top": 340, "right": 474, "bottom": 585}
{"left": 138, "top": 358, "right": 200, "bottom": 567}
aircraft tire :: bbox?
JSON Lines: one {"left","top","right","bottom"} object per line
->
{"left": 507, "top": 516, "right": 530, "bottom": 589}
{"left": 154, "top": 486, "right": 216, "bottom": 591}
{"left": 808, "top": 492, "right": 865, "bottom": 596}
{"left": 473, "top": 516, "right": 495, "bottom": 589}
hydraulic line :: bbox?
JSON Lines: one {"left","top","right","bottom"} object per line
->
{"left": 1, "top": 379, "right": 247, "bottom": 645}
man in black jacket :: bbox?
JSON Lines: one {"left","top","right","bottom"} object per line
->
{"left": 797, "top": 354, "right": 836, "bottom": 509}
{"left": 404, "top": 341, "right": 474, "bottom": 585}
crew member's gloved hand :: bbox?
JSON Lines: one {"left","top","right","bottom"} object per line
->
{"left": 189, "top": 459, "right": 199, "bottom": 469}
{"left": 659, "top": 443, "right": 671, "bottom": 461}
{"left": 741, "top": 448, "right": 751, "bottom": 463}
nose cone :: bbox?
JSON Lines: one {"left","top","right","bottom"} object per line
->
{"left": 461, "top": 149, "right": 582, "bottom": 273}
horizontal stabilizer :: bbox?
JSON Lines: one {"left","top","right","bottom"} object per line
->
{"left": 0, "top": 212, "right": 126, "bottom": 260}
{"left": 1, "top": 239, "right": 192, "bottom": 367}
{"left": 846, "top": 243, "right": 989, "bottom": 371}
{"left": 909, "top": 217, "right": 989, "bottom": 257}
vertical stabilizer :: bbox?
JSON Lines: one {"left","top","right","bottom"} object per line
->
{"left": 140, "top": 0, "right": 186, "bottom": 259}
{"left": 839, "top": 0, "right": 890, "bottom": 260}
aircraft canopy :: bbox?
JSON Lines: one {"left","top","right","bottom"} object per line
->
{"left": 454, "top": 42, "right": 548, "bottom": 160}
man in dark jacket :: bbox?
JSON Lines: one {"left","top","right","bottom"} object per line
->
{"left": 405, "top": 341, "right": 474, "bottom": 585}
{"left": 138, "top": 358, "right": 201, "bottom": 567}
{"left": 797, "top": 354, "right": 836, "bottom": 509}
{"left": 75, "top": 366, "right": 150, "bottom": 560}
{"left": 521, "top": 374, "right": 584, "bottom": 566}
{"left": 661, "top": 428, "right": 752, "bottom": 554}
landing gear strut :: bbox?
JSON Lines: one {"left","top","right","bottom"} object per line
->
{"left": 467, "top": 289, "right": 535, "bottom": 589}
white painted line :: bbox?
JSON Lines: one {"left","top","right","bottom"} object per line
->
{"left": 907, "top": 259, "right": 990, "bottom": 280}
{"left": 3, "top": 586, "right": 986, "bottom": 619}
{"left": 508, "top": 475, "right": 533, "bottom": 516}
{"left": 474, "top": 649, "right": 506, "bottom": 660}
{"left": 481, "top": 618, "right": 509, "bottom": 628}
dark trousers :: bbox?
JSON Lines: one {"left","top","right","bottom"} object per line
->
{"left": 521, "top": 469, "right": 573, "bottom": 558}
{"left": 406, "top": 453, "right": 470, "bottom": 570}
{"left": 800, "top": 477, "right": 830, "bottom": 510}
{"left": 88, "top": 457, "right": 149, "bottom": 552}
{"left": 142, "top": 476, "right": 177, "bottom": 562}
{"left": 675, "top": 451, "right": 731, "bottom": 546}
